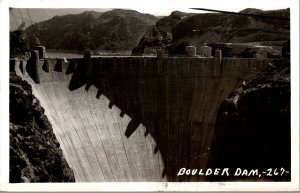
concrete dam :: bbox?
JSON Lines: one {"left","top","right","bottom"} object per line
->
{"left": 11, "top": 55, "right": 269, "bottom": 182}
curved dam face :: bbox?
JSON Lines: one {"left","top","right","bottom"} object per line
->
{"left": 12, "top": 56, "right": 268, "bottom": 182}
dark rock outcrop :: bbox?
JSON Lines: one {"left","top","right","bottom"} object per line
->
{"left": 9, "top": 73, "right": 75, "bottom": 182}
{"left": 209, "top": 59, "right": 290, "bottom": 181}
{"left": 132, "top": 11, "right": 195, "bottom": 55}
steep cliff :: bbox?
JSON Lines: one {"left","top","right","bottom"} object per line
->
{"left": 210, "top": 59, "right": 290, "bottom": 181}
{"left": 9, "top": 73, "right": 75, "bottom": 182}
{"left": 132, "top": 11, "right": 195, "bottom": 55}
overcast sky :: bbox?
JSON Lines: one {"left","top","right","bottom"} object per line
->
{"left": 7, "top": 0, "right": 291, "bottom": 16}
{"left": 8, "top": 0, "right": 290, "bottom": 31}
{"left": 3, "top": 0, "right": 296, "bottom": 31}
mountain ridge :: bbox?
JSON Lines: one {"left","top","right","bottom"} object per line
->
{"left": 24, "top": 9, "right": 159, "bottom": 52}
{"left": 132, "top": 8, "right": 290, "bottom": 56}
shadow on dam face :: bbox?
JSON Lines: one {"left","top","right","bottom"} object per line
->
{"left": 12, "top": 56, "right": 269, "bottom": 182}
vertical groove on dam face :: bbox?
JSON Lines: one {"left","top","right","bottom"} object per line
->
{"left": 13, "top": 57, "right": 269, "bottom": 182}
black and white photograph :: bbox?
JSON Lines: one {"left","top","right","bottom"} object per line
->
{"left": 0, "top": 0, "right": 299, "bottom": 191}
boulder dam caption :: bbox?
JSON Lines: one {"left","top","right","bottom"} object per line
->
{"left": 177, "top": 168, "right": 290, "bottom": 178}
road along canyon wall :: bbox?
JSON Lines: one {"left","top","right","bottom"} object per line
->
{"left": 11, "top": 56, "right": 269, "bottom": 182}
